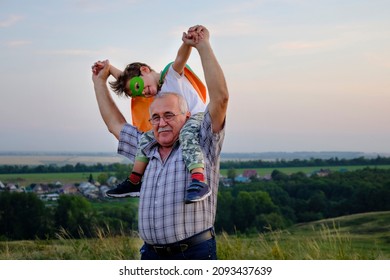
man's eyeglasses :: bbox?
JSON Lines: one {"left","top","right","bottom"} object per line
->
{"left": 149, "top": 112, "right": 184, "bottom": 125}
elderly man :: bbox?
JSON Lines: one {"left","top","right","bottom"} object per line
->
{"left": 92, "top": 25, "right": 228, "bottom": 260}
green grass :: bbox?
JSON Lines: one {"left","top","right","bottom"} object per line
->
{"left": 1, "top": 211, "right": 389, "bottom": 260}
{"left": 0, "top": 172, "right": 102, "bottom": 185}
{"left": 217, "top": 211, "right": 390, "bottom": 260}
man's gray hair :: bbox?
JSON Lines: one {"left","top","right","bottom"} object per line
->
{"left": 150, "top": 92, "right": 189, "bottom": 114}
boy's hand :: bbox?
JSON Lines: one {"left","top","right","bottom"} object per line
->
{"left": 182, "top": 25, "right": 209, "bottom": 46}
{"left": 91, "top": 60, "right": 106, "bottom": 75}
{"left": 92, "top": 59, "right": 110, "bottom": 83}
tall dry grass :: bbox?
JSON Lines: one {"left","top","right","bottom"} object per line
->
{"left": 1, "top": 222, "right": 387, "bottom": 260}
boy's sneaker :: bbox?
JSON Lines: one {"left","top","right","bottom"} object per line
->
{"left": 185, "top": 179, "right": 211, "bottom": 204}
{"left": 105, "top": 178, "right": 141, "bottom": 198}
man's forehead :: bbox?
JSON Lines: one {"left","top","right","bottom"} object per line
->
{"left": 150, "top": 95, "right": 178, "bottom": 112}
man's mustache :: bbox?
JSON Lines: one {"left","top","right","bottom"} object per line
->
{"left": 158, "top": 127, "right": 172, "bottom": 133}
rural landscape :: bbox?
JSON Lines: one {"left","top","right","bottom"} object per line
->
{"left": 1, "top": 152, "right": 389, "bottom": 260}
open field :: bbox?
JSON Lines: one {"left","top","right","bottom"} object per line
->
{"left": 0, "top": 172, "right": 103, "bottom": 185}
{"left": 1, "top": 211, "right": 389, "bottom": 260}
{"left": 2, "top": 164, "right": 390, "bottom": 186}
{"left": 0, "top": 154, "right": 128, "bottom": 166}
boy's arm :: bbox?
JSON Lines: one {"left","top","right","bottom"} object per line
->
{"left": 109, "top": 64, "right": 123, "bottom": 80}
{"left": 93, "top": 61, "right": 122, "bottom": 80}
{"left": 172, "top": 35, "right": 192, "bottom": 75}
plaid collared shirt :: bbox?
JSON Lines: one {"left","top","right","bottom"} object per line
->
{"left": 118, "top": 108, "right": 225, "bottom": 245}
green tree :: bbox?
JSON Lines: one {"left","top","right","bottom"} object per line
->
{"left": 97, "top": 173, "right": 110, "bottom": 185}
{"left": 227, "top": 168, "right": 237, "bottom": 183}
{"left": 271, "top": 169, "right": 289, "bottom": 181}
{"left": 0, "top": 192, "right": 51, "bottom": 240}
{"left": 115, "top": 164, "right": 133, "bottom": 181}
{"left": 232, "top": 191, "right": 256, "bottom": 231}
{"left": 54, "top": 195, "right": 95, "bottom": 238}
{"left": 215, "top": 191, "right": 234, "bottom": 232}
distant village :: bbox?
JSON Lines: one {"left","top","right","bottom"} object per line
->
{"left": 0, "top": 168, "right": 333, "bottom": 201}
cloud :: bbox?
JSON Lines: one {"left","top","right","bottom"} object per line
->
{"left": 211, "top": 20, "right": 262, "bottom": 37}
{"left": 71, "top": 0, "right": 139, "bottom": 12}
{"left": 170, "top": 19, "right": 261, "bottom": 39}
{"left": 0, "top": 15, "right": 24, "bottom": 28}
{"left": 365, "top": 52, "right": 390, "bottom": 69}
{"left": 4, "top": 40, "right": 32, "bottom": 47}
{"left": 38, "top": 46, "right": 135, "bottom": 61}
{"left": 269, "top": 39, "right": 337, "bottom": 55}
{"left": 43, "top": 49, "right": 101, "bottom": 56}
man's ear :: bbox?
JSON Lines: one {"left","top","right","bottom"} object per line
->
{"left": 186, "top": 112, "right": 191, "bottom": 119}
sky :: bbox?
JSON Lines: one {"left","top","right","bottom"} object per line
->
{"left": 1, "top": 0, "right": 389, "bottom": 154}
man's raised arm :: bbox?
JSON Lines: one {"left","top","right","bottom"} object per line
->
{"left": 184, "top": 25, "right": 229, "bottom": 133}
{"left": 92, "top": 60, "right": 127, "bottom": 140}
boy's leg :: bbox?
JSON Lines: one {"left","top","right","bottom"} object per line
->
{"left": 190, "top": 167, "right": 205, "bottom": 182}
{"left": 179, "top": 113, "right": 210, "bottom": 204}
{"left": 129, "top": 160, "right": 148, "bottom": 184}
{"left": 105, "top": 158, "right": 148, "bottom": 198}
{"left": 106, "top": 131, "right": 153, "bottom": 198}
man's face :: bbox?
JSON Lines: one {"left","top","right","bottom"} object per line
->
{"left": 149, "top": 94, "right": 189, "bottom": 147}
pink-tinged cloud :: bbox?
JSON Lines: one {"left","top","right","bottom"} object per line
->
{"left": 5, "top": 40, "right": 31, "bottom": 47}
{"left": 269, "top": 40, "right": 336, "bottom": 55}
{"left": 0, "top": 15, "right": 24, "bottom": 28}
{"left": 275, "top": 41, "right": 331, "bottom": 50}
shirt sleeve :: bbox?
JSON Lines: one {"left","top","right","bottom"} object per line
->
{"left": 117, "top": 123, "right": 142, "bottom": 162}
{"left": 199, "top": 106, "right": 226, "bottom": 162}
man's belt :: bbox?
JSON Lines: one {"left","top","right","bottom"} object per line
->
{"left": 147, "top": 228, "right": 215, "bottom": 256}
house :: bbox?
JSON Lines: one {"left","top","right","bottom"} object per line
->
{"left": 261, "top": 174, "right": 272, "bottom": 181}
{"left": 234, "top": 175, "right": 250, "bottom": 183}
{"left": 6, "top": 183, "right": 21, "bottom": 192}
{"left": 60, "top": 184, "right": 78, "bottom": 194}
{"left": 40, "top": 193, "right": 60, "bottom": 201}
{"left": 220, "top": 177, "right": 233, "bottom": 187}
{"left": 78, "top": 182, "right": 99, "bottom": 199}
{"left": 32, "top": 184, "right": 50, "bottom": 194}
{"left": 107, "top": 176, "right": 118, "bottom": 187}
{"left": 312, "top": 169, "right": 332, "bottom": 177}
{"left": 243, "top": 169, "right": 258, "bottom": 179}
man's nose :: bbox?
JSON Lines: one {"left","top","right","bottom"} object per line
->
{"left": 158, "top": 117, "right": 168, "bottom": 125}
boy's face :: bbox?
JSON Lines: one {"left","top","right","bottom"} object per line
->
{"left": 133, "top": 66, "right": 158, "bottom": 97}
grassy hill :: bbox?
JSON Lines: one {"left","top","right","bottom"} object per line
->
{"left": 1, "top": 211, "right": 389, "bottom": 260}
{"left": 216, "top": 211, "right": 390, "bottom": 259}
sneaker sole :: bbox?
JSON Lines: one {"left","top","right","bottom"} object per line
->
{"left": 185, "top": 190, "right": 212, "bottom": 204}
{"left": 106, "top": 192, "right": 140, "bottom": 198}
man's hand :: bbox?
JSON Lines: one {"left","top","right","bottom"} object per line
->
{"left": 92, "top": 59, "right": 111, "bottom": 84}
{"left": 182, "top": 25, "right": 209, "bottom": 46}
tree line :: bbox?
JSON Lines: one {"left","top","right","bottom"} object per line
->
{"left": 215, "top": 167, "right": 390, "bottom": 233}
{"left": 0, "top": 162, "right": 130, "bottom": 174}
{"left": 0, "top": 192, "right": 137, "bottom": 240}
{"left": 1, "top": 167, "right": 389, "bottom": 240}
{"left": 220, "top": 156, "right": 390, "bottom": 169}
{"left": 1, "top": 156, "right": 390, "bottom": 174}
